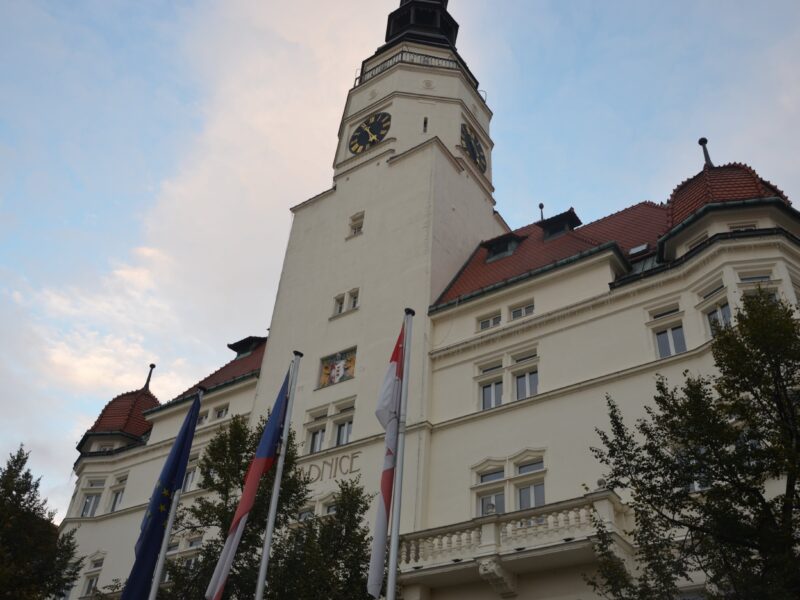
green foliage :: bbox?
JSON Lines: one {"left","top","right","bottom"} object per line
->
{"left": 154, "top": 415, "right": 374, "bottom": 600}
{"left": 0, "top": 445, "right": 83, "bottom": 599}
{"left": 589, "top": 290, "right": 800, "bottom": 599}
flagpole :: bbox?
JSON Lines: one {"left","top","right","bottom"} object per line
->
{"left": 254, "top": 351, "right": 303, "bottom": 600}
{"left": 147, "top": 489, "right": 182, "bottom": 600}
{"left": 147, "top": 387, "right": 205, "bottom": 600}
{"left": 387, "top": 308, "right": 414, "bottom": 600}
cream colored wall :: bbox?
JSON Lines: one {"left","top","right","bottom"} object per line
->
{"left": 61, "top": 379, "right": 256, "bottom": 598}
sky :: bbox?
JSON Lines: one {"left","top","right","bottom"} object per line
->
{"left": 1, "top": 0, "right": 798, "bottom": 520}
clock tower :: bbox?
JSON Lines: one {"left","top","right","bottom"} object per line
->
{"left": 254, "top": 0, "right": 506, "bottom": 532}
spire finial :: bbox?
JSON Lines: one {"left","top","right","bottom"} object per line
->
{"left": 539, "top": 203, "right": 545, "bottom": 220}
{"left": 144, "top": 363, "right": 156, "bottom": 390}
{"left": 698, "top": 137, "right": 714, "bottom": 168}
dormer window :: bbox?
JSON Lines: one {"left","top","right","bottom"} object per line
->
{"left": 486, "top": 238, "right": 518, "bottom": 262}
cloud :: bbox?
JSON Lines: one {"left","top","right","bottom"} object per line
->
{"left": 1, "top": 0, "right": 396, "bottom": 518}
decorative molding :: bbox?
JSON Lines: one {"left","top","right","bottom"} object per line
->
{"left": 477, "top": 556, "right": 517, "bottom": 598}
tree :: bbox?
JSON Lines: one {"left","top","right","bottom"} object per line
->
{"left": 0, "top": 445, "right": 83, "bottom": 599}
{"left": 142, "top": 415, "right": 374, "bottom": 600}
{"left": 589, "top": 290, "right": 800, "bottom": 599}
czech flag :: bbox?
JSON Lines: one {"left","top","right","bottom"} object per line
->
{"left": 367, "top": 326, "right": 405, "bottom": 598}
{"left": 205, "top": 372, "right": 290, "bottom": 600}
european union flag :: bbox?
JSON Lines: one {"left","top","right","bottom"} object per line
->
{"left": 121, "top": 393, "right": 201, "bottom": 599}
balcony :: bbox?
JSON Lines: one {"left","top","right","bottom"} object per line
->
{"left": 399, "top": 489, "right": 632, "bottom": 598}
{"left": 355, "top": 50, "right": 477, "bottom": 89}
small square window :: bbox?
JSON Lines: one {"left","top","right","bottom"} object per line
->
{"left": 90, "top": 558, "right": 104, "bottom": 570}
{"left": 298, "top": 509, "right": 315, "bottom": 521}
{"left": 167, "top": 539, "right": 180, "bottom": 554}
{"left": 197, "top": 411, "right": 208, "bottom": 426}
{"left": 326, "top": 504, "right": 337, "bottom": 514}
{"left": 88, "top": 479, "right": 105, "bottom": 488}
{"left": 348, "top": 212, "right": 365, "bottom": 238}
{"left": 510, "top": 303, "right": 534, "bottom": 320}
{"left": 518, "top": 482, "right": 545, "bottom": 509}
{"left": 214, "top": 405, "right": 229, "bottom": 419}
{"left": 479, "top": 314, "right": 501, "bottom": 331}
{"left": 479, "top": 491, "right": 505, "bottom": 516}
{"left": 187, "top": 536, "right": 203, "bottom": 549}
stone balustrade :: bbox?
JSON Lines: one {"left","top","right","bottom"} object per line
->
{"left": 399, "top": 489, "right": 629, "bottom": 573}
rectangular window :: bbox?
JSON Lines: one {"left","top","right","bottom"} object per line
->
{"left": 515, "top": 371, "right": 538, "bottom": 400}
{"left": 349, "top": 289, "right": 359, "bottom": 310}
{"left": 481, "top": 381, "right": 503, "bottom": 410}
{"left": 167, "top": 540, "right": 180, "bottom": 554}
{"left": 479, "top": 491, "right": 505, "bottom": 516}
{"left": 81, "top": 494, "right": 101, "bottom": 518}
{"left": 197, "top": 411, "right": 208, "bottom": 426}
{"left": 88, "top": 479, "right": 105, "bottom": 488}
{"left": 333, "top": 295, "right": 345, "bottom": 315}
{"left": 510, "top": 303, "right": 534, "bottom": 320}
{"left": 479, "top": 314, "right": 502, "bottom": 330}
{"left": 336, "top": 420, "right": 353, "bottom": 446}
{"left": 655, "top": 325, "right": 687, "bottom": 358}
{"left": 310, "top": 428, "right": 325, "bottom": 453}
{"left": 85, "top": 576, "right": 98, "bottom": 595}
{"left": 326, "top": 504, "right": 337, "bottom": 514}
{"left": 298, "top": 509, "right": 315, "bottom": 521}
{"left": 214, "top": 405, "right": 229, "bottom": 419}
{"left": 187, "top": 536, "right": 203, "bottom": 549}
{"left": 479, "top": 469, "right": 504, "bottom": 483}
{"left": 348, "top": 212, "right": 364, "bottom": 238}
{"left": 740, "top": 273, "right": 770, "bottom": 283}
{"left": 518, "top": 482, "right": 545, "bottom": 510}
{"left": 518, "top": 459, "right": 544, "bottom": 474}
{"left": 706, "top": 303, "right": 732, "bottom": 333}
{"left": 110, "top": 488, "right": 124, "bottom": 513}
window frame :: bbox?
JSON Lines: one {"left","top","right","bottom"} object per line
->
{"left": 309, "top": 427, "right": 326, "bottom": 454}
{"left": 509, "top": 302, "right": 534, "bottom": 321}
{"left": 81, "top": 493, "right": 101, "bottom": 518}
{"left": 478, "top": 313, "right": 502, "bottom": 331}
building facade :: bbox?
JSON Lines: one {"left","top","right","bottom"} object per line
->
{"left": 61, "top": 1, "right": 797, "bottom": 598}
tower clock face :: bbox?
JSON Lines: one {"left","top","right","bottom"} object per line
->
{"left": 460, "top": 123, "right": 487, "bottom": 173}
{"left": 349, "top": 112, "right": 392, "bottom": 154}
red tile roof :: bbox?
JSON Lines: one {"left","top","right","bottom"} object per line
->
{"left": 88, "top": 387, "right": 160, "bottom": 438}
{"left": 171, "top": 337, "right": 266, "bottom": 402}
{"left": 668, "top": 162, "right": 789, "bottom": 227}
{"left": 435, "top": 201, "right": 669, "bottom": 306}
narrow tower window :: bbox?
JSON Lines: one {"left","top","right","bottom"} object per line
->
{"left": 423, "top": 117, "right": 428, "bottom": 133}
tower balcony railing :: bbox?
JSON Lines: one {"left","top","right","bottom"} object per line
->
{"left": 398, "top": 489, "right": 631, "bottom": 591}
{"left": 355, "top": 50, "right": 477, "bottom": 88}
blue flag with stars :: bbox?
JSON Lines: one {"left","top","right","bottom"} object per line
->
{"left": 121, "top": 392, "right": 202, "bottom": 599}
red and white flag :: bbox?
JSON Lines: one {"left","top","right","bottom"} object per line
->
{"left": 367, "top": 327, "right": 405, "bottom": 598}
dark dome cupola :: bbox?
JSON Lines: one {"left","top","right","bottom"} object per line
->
{"left": 383, "top": 0, "right": 459, "bottom": 51}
